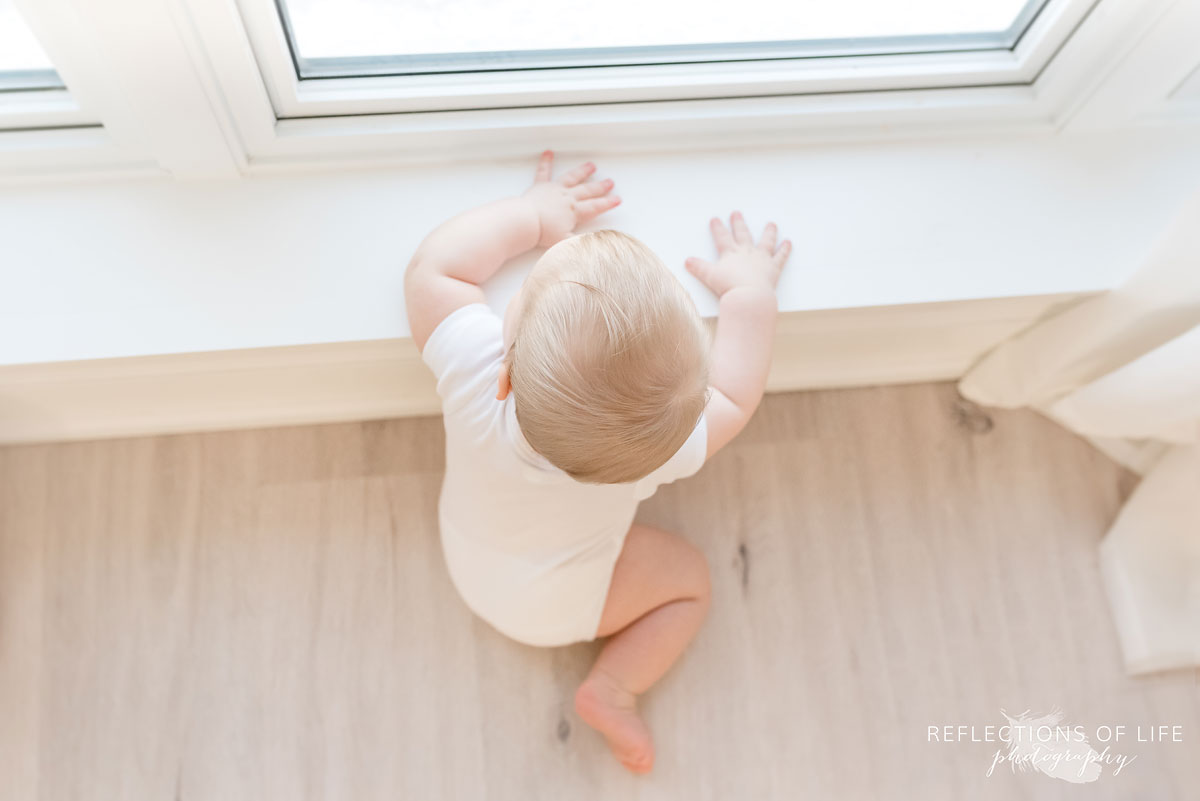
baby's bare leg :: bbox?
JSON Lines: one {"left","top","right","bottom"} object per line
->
{"left": 574, "top": 523, "right": 711, "bottom": 774}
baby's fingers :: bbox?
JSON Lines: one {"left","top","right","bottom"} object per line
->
{"left": 558, "top": 161, "right": 597, "bottom": 187}
{"left": 575, "top": 194, "right": 621, "bottom": 221}
{"left": 759, "top": 222, "right": 778, "bottom": 253}
{"left": 534, "top": 150, "right": 554, "bottom": 182}
{"left": 572, "top": 178, "right": 614, "bottom": 200}
{"left": 685, "top": 256, "right": 714, "bottom": 284}
{"left": 773, "top": 239, "right": 792, "bottom": 270}
{"left": 730, "top": 211, "right": 753, "bottom": 246}
{"left": 709, "top": 217, "right": 735, "bottom": 253}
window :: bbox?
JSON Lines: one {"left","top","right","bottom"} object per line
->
{"left": 278, "top": 0, "right": 1048, "bottom": 79}
{"left": 6, "top": 0, "right": 1190, "bottom": 176}
{"left": 239, "top": 0, "right": 1094, "bottom": 119}
{"left": 0, "top": 0, "right": 98, "bottom": 132}
{"left": 0, "top": 0, "right": 62, "bottom": 91}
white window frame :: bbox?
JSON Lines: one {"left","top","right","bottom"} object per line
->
{"left": 0, "top": 5, "right": 97, "bottom": 133}
{"left": 0, "top": 88, "right": 95, "bottom": 131}
{"left": 2, "top": 0, "right": 1198, "bottom": 181}
{"left": 2, "top": 0, "right": 244, "bottom": 180}
{"left": 181, "top": 0, "right": 1188, "bottom": 168}
{"left": 1, "top": 0, "right": 140, "bottom": 178}
{"left": 241, "top": 0, "right": 1091, "bottom": 118}
{"left": 0, "top": 10, "right": 98, "bottom": 133}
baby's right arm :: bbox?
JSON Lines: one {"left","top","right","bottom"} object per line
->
{"left": 685, "top": 212, "right": 792, "bottom": 459}
{"left": 405, "top": 151, "right": 620, "bottom": 354}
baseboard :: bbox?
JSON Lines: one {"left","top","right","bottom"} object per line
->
{"left": 0, "top": 293, "right": 1088, "bottom": 445}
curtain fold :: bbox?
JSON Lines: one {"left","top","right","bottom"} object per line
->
{"left": 958, "top": 188, "right": 1200, "bottom": 675}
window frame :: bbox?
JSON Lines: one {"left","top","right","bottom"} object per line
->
{"left": 0, "top": 87, "right": 95, "bottom": 131}
{"left": 2, "top": 0, "right": 1198, "bottom": 181}
{"left": 0, "top": 0, "right": 118, "bottom": 173}
{"left": 0, "top": 9, "right": 97, "bottom": 133}
{"left": 241, "top": 0, "right": 1092, "bottom": 118}
{"left": 1, "top": 0, "right": 243, "bottom": 180}
{"left": 165, "top": 0, "right": 1195, "bottom": 172}
{"left": 0, "top": 70, "right": 62, "bottom": 92}
{"left": 277, "top": 0, "right": 1048, "bottom": 79}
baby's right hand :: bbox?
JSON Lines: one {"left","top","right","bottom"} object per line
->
{"left": 685, "top": 211, "right": 791, "bottom": 298}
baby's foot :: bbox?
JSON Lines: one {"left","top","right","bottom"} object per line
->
{"left": 574, "top": 672, "right": 655, "bottom": 774}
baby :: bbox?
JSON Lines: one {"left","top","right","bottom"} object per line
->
{"left": 406, "top": 151, "right": 790, "bottom": 773}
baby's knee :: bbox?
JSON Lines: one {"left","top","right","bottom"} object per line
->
{"left": 684, "top": 543, "right": 712, "bottom": 607}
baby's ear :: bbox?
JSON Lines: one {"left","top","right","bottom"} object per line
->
{"left": 496, "top": 362, "right": 512, "bottom": 401}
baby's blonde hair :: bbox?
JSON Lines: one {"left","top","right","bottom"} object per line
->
{"left": 507, "top": 230, "right": 710, "bottom": 484}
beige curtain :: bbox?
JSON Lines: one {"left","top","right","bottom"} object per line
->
{"left": 959, "top": 188, "right": 1200, "bottom": 675}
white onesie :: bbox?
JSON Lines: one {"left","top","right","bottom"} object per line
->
{"left": 422, "top": 303, "right": 708, "bottom": 647}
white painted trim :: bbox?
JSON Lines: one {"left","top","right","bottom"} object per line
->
{"left": 0, "top": 293, "right": 1088, "bottom": 445}
{"left": 281, "top": 51, "right": 1028, "bottom": 116}
{"left": 0, "top": 88, "right": 95, "bottom": 131}
{"left": 239, "top": 0, "right": 1093, "bottom": 117}
{"left": 11, "top": 0, "right": 244, "bottom": 178}
{"left": 1057, "top": 0, "right": 1200, "bottom": 130}
{"left": 4, "top": 0, "right": 1198, "bottom": 180}
{"left": 0, "top": 127, "right": 156, "bottom": 182}
{"left": 255, "top": 86, "right": 1047, "bottom": 169}
{"left": 211, "top": 0, "right": 1083, "bottom": 167}
{"left": 176, "top": 0, "right": 280, "bottom": 159}
{"left": 176, "top": 0, "right": 1197, "bottom": 172}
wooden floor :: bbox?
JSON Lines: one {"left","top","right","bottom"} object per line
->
{"left": 1, "top": 383, "right": 1196, "bottom": 800}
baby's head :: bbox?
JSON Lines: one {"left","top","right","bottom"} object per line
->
{"left": 500, "top": 230, "right": 709, "bottom": 484}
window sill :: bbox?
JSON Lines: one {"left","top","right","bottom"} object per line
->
{"left": 1, "top": 126, "right": 1199, "bottom": 369}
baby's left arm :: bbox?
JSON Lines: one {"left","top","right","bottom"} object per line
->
{"left": 405, "top": 151, "right": 620, "bottom": 352}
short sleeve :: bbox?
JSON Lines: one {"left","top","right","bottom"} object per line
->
{"left": 421, "top": 303, "right": 505, "bottom": 422}
{"left": 632, "top": 413, "right": 708, "bottom": 501}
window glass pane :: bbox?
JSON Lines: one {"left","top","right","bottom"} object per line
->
{"left": 281, "top": 0, "right": 1048, "bottom": 78}
{"left": 0, "top": 0, "right": 62, "bottom": 90}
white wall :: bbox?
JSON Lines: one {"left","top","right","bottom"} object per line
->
{"left": 3, "top": 126, "right": 1199, "bottom": 366}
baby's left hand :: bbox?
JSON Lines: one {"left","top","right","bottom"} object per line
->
{"left": 522, "top": 150, "right": 621, "bottom": 248}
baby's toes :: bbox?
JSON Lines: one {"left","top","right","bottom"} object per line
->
{"left": 618, "top": 739, "right": 655, "bottom": 774}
